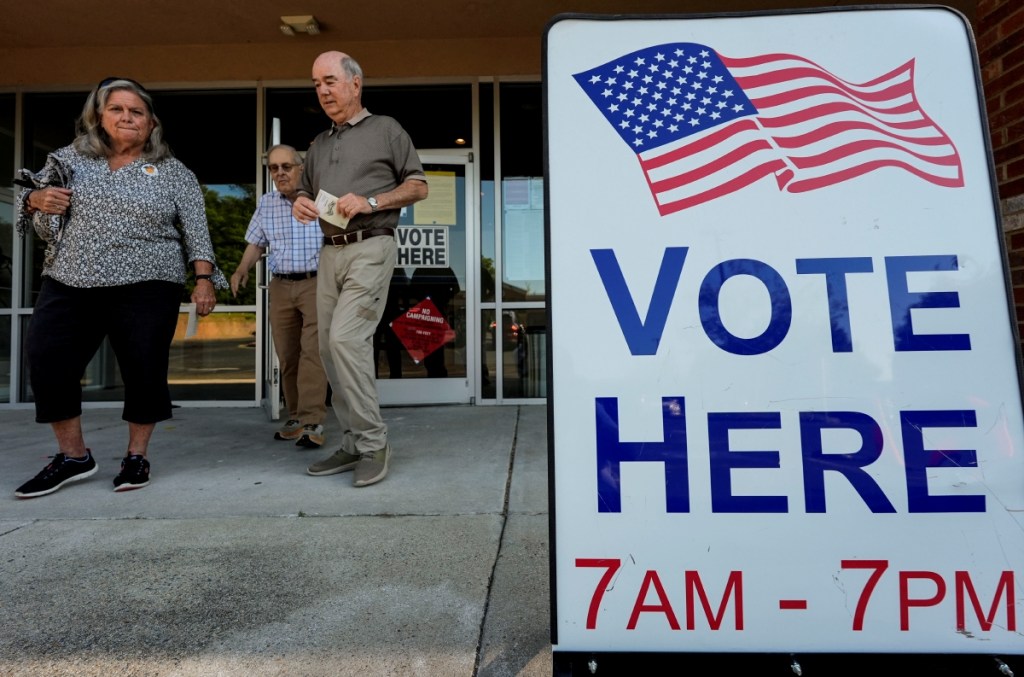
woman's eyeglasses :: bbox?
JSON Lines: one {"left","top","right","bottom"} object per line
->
{"left": 268, "top": 163, "right": 299, "bottom": 173}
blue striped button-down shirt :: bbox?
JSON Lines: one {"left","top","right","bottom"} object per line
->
{"left": 244, "top": 191, "right": 321, "bottom": 274}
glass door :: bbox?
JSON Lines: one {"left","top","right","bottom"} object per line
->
{"left": 377, "top": 151, "right": 475, "bottom": 405}
{"left": 258, "top": 253, "right": 281, "bottom": 419}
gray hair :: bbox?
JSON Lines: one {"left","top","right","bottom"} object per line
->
{"left": 340, "top": 55, "right": 363, "bottom": 81}
{"left": 72, "top": 78, "right": 172, "bottom": 161}
{"left": 266, "top": 144, "right": 303, "bottom": 165}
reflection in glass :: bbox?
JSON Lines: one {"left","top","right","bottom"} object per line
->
{"left": 18, "top": 315, "right": 30, "bottom": 402}
{"left": 501, "top": 307, "right": 547, "bottom": 399}
{"left": 499, "top": 83, "right": 545, "bottom": 303}
{"left": 169, "top": 311, "right": 256, "bottom": 401}
{"left": 480, "top": 84, "right": 496, "bottom": 305}
{"left": 18, "top": 312, "right": 257, "bottom": 404}
{"left": 0, "top": 94, "right": 14, "bottom": 189}
{"left": 501, "top": 177, "right": 544, "bottom": 300}
{"left": 1, "top": 93, "right": 13, "bottom": 308}
{"left": 0, "top": 199, "right": 11, "bottom": 308}
{"left": 267, "top": 85, "right": 472, "bottom": 155}
{"left": 0, "top": 316, "right": 9, "bottom": 402}
{"left": 375, "top": 266, "right": 466, "bottom": 380}
{"left": 201, "top": 184, "right": 256, "bottom": 306}
{"left": 481, "top": 309, "right": 496, "bottom": 400}
{"left": 481, "top": 183, "right": 496, "bottom": 305}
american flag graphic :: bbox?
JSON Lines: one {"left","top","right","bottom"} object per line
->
{"left": 573, "top": 43, "right": 964, "bottom": 215}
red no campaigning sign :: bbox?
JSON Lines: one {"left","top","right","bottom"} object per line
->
{"left": 390, "top": 297, "right": 456, "bottom": 363}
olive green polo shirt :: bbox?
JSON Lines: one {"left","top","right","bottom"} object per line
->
{"left": 298, "top": 109, "right": 427, "bottom": 235}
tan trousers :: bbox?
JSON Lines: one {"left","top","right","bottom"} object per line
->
{"left": 317, "top": 235, "right": 396, "bottom": 454}
{"left": 269, "top": 276, "right": 327, "bottom": 425}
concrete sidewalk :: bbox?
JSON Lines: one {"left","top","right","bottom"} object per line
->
{"left": 0, "top": 404, "right": 552, "bottom": 677}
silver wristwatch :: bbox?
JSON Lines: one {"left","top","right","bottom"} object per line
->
{"left": 367, "top": 196, "right": 379, "bottom": 212}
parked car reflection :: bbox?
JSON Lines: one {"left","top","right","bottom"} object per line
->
{"left": 487, "top": 311, "right": 525, "bottom": 352}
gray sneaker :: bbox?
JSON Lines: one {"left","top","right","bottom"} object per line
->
{"left": 353, "top": 445, "right": 390, "bottom": 487}
{"left": 275, "top": 419, "right": 303, "bottom": 441}
{"left": 307, "top": 448, "right": 360, "bottom": 476}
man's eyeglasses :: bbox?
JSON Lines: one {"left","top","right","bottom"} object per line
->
{"left": 268, "top": 163, "right": 299, "bottom": 173}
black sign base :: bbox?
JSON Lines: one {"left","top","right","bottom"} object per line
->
{"left": 552, "top": 651, "right": 1023, "bottom": 676}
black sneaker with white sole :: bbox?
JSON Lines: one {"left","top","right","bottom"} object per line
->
{"left": 113, "top": 453, "right": 151, "bottom": 492}
{"left": 15, "top": 451, "right": 98, "bottom": 499}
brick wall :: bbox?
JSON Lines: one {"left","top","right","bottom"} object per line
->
{"left": 978, "top": 0, "right": 1024, "bottom": 348}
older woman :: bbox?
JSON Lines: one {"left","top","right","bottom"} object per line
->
{"left": 14, "top": 77, "right": 227, "bottom": 499}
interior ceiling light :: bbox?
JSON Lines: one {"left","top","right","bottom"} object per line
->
{"left": 280, "top": 15, "right": 321, "bottom": 36}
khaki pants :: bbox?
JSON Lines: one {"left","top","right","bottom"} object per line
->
{"left": 269, "top": 276, "right": 327, "bottom": 425}
{"left": 317, "top": 235, "right": 396, "bottom": 454}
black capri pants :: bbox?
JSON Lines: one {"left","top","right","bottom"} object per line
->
{"left": 27, "top": 278, "right": 184, "bottom": 424}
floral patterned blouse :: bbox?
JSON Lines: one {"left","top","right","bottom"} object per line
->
{"left": 16, "top": 145, "right": 227, "bottom": 289}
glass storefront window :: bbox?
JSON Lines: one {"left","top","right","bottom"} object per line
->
{"left": 201, "top": 183, "right": 256, "bottom": 306}
{"left": 481, "top": 308, "right": 496, "bottom": 399}
{"left": 500, "top": 307, "right": 546, "bottom": 399}
{"left": 0, "top": 195, "right": 10, "bottom": 309}
{"left": 1, "top": 93, "right": 13, "bottom": 309}
{"left": 0, "top": 93, "right": 13, "bottom": 188}
{"left": 151, "top": 90, "right": 257, "bottom": 309}
{"left": 494, "top": 82, "right": 547, "bottom": 400}
{"left": 267, "top": 85, "right": 473, "bottom": 154}
{"left": 169, "top": 311, "right": 256, "bottom": 401}
{"left": 18, "top": 312, "right": 258, "bottom": 404}
{"left": 481, "top": 307, "right": 547, "bottom": 400}
{"left": 376, "top": 165, "right": 469, "bottom": 384}
{"left": 0, "top": 316, "right": 9, "bottom": 403}
{"left": 499, "top": 83, "right": 544, "bottom": 303}
{"left": 480, "top": 83, "right": 496, "bottom": 305}
{"left": 8, "top": 80, "right": 547, "bottom": 407}
{"left": 17, "top": 315, "right": 30, "bottom": 402}
{"left": 21, "top": 92, "right": 88, "bottom": 308}
{"left": 500, "top": 176, "right": 544, "bottom": 301}
{"left": 18, "top": 88, "right": 258, "bottom": 403}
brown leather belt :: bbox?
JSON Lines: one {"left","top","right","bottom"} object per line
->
{"left": 274, "top": 271, "right": 317, "bottom": 280}
{"left": 322, "top": 227, "right": 395, "bottom": 246}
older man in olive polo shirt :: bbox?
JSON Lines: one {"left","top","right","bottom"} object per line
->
{"left": 293, "top": 50, "right": 428, "bottom": 488}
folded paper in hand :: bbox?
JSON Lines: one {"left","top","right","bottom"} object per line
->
{"left": 315, "top": 189, "right": 350, "bottom": 229}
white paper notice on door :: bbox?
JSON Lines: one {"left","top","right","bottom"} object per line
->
{"left": 315, "top": 189, "right": 350, "bottom": 229}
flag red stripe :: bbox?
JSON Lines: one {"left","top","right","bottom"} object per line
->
{"left": 736, "top": 64, "right": 912, "bottom": 103}
{"left": 755, "top": 100, "right": 932, "bottom": 131}
{"left": 751, "top": 79, "right": 913, "bottom": 111}
{"left": 788, "top": 138, "right": 962, "bottom": 170}
{"left": 723, "top": 53, "right": 912, "bottom": 89}
{"left": 787, "top": 157, "right": 964, "bottom": 192}
{"left": 773, "top": 119, "right": 955, "bottom": 149}
{"left": 652, "top": 159, "right": 790, "bottom": 215}
{"left": 645, "top": 139, "right": 778, "bottom": 192}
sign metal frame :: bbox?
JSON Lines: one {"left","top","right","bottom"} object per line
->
{"left": 548, "top": 5, "right": 1024, "bottom": 671}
